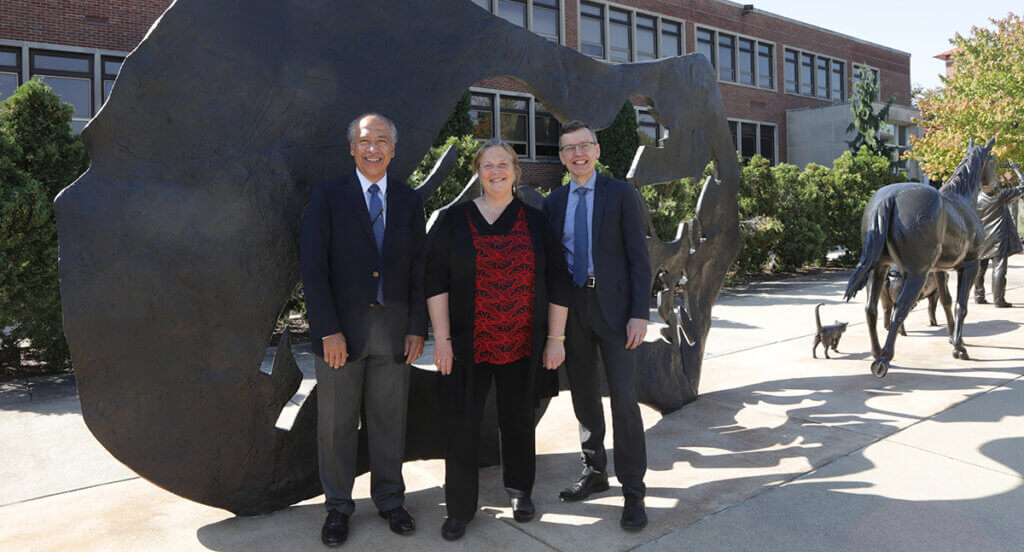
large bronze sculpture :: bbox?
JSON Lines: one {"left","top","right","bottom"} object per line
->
{"left": 844, "top": 139, "right": 999, "bottom": 377}
{"left": 53, "top": 0, "right": 740, "bottom": 515}
{"left": 974, "top": 161, "right": 1024, "bottom": 307}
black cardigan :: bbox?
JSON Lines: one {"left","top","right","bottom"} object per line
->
{"left": 425, "top": 198, "right": 570, "bottom": 416}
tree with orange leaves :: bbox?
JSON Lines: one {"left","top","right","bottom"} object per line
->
{"left": 909, "top": 12, "right": 1023, "bottom": 180}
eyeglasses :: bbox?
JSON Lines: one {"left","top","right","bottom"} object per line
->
{"left": 558, "top": 141, "right": 598, "bottom": 154}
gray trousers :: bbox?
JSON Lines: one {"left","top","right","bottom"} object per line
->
{"left": 975, "top": 256, "right": 1010, "bottom": 303}
{"left": 564, "top": 286, "right": 647, "bottom": 499}
{"left": 315, "top": 306, "right": 410, "bottom": 515}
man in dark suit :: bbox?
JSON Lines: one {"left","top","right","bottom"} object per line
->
{"left": 301, "top": 113, "right": 426, "bottom": 546}
{"left": 541, "top": 120, "right": 652, "bottom": 531}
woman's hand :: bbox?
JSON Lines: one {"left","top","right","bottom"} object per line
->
{"left": 542, "top": 338, "right": 565, "bottom": 370}
{"left": 434, "top": 337, "right": 455, "bottom": 375}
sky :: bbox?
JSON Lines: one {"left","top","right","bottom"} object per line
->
{"left": 744, "top": 0, "right": 1021, "bottom": 90}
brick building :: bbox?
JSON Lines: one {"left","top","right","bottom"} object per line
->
{"left": 0, "top": 0, "right": 921, "bottom": 182}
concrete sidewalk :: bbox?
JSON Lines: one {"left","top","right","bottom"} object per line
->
{"left": 3, "top": 258, "right": 1024, "bottom": 551}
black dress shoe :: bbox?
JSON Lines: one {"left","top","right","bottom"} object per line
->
{"left": 620, "top": 496, "right": 648, "bottom": 532}
{"left": 378, "top": 506, "right": 415, "bottom": 536}
{"left": 321, "top": 509, "right": 349, "bottom": 547}
{"left": 558, "top": 471, "right": 609, "bottom": 502}
{"left": 441, "top": 517, "right": 469, "bottom": 541}
{"left": 511, "top": 496, "right": 535, "bottom": 522}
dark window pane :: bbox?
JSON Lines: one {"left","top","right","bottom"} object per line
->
{"left": 0, "top": 73, "right": 19, "bottom": 102}
{"left": 500, "top": 97, "right": 529, "bottom": 154}
{"left": 471, "top": 93, "right": 493, "bottom": 108}
{"left": 738, "top": 38, "right": 754, "bottom": 85}
{"left": 471, "top": 0, "right": 490, "bottom": 9}
{"left": 501, "top": 97, "right": 528, "bottom": 111}
{"left": 534, "top": 0, "right": 557, "bottom": 7}
{"left": 580, "top": 2, "right": 602, "bottom": 17}
{"left": 759, "top": 125, "right": 775, "bottom": 164}
{"left": 800, "top": 53, "right": 814, "bottom": 96}
{"left": 718, "top": 34, "right": 735, "bottom": 81}
{"left": 33, "top": 53, "right": 89, "bottom": 73}
{"left": 661, "top": 21, "right": 681, "bottom": 57}
{"left": 471, "top": 111, "right": 493, "bottom": 139}
{"left": 784, "top": 49, "right": 797, "bottom": 93}
{"left": 816, "top": 58, "right": 829, "bottom": 98}
{"left": 741, "top": 122, "right": 757, "bottom": 160}
{"left": 637, "top": 17, "right": 655, "bottom": 60}
{"left": 609, "top": 9, "right": 631, "bottom": 62}
{"left": 535, "top": 103, "right": 559, "bottom": 157}
{"left": 758, "top": 44, "right": 773, "bottom": 89}
{"left": 38, "top": 75, "right": 91, "bottom": 119}
{"left": 728, "top": 120, "right": 738, "bottom": 150}
{"left": 498, "top": 0, "right": 526, "bottom": 27}
{"left": 637, "top": 15, "right": 655, "bottom": 29}
{"left": 637, "top": 112, "right": 659, "bottom": 146}
{"left": 103, "top": 80, "right": 114, "bottom": 102}
{"left": 831, "top": 61, "right": 843, "bottom": 100}
{"left": 533, "top": 6, "right": 558, "bottom": 40}
{"left": 696, "top": 28, "right": 715, "bottom": 66}
{"left": 581, "top": 7, "right": 604, "bottom": 58}
{"left": 0, "top": 50, "right": 17, "bottom": 68}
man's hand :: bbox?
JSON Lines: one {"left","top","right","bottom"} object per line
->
{"left": 542, "top": 339, "right": 565, "bottom": 370}
{"left": 625, "top": 318, "right": 647, "bottom": 350}
{"left": 433, "top": 338, "right": 454, "bottom": 375}
{"left": 404, "top": 334, "right": 425, "bottom": 364}
{"left": 323, "top": 332, "right": 348, "bottom": 368}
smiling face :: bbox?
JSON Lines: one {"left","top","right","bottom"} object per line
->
{"left": 476, "top": 145, "right": 517, "bottom": 202}
{"left": 559, "top": 127, "right": 601, "bottom": 184}
{"left": 349, "top": 115, "right": 395, "bottom": 182}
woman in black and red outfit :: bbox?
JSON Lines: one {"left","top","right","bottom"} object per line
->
{"left": 425, "top": 139, "right": 569, "bottom": 541}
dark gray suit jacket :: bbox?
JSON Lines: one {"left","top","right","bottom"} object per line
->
{"left": 300, "top": 172, "right": 427, "bottom": 360}
{"left": 542, "top": 173, "right": 651, "bottom": 332}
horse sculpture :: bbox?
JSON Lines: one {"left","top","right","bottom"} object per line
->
{"left": 844, "top": 139, "right": 998, "bottom": 377}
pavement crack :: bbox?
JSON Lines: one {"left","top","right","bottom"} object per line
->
{"left": 0, "top": 476, "right": 140, "bottom": 509}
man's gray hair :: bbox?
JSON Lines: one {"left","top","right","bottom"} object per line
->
{"left": 347, "top": 113, "right": 398, "bottom": 144}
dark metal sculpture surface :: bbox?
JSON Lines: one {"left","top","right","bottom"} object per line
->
{"left": 844, "top": 139, "right": 998, "bottom": 377}
{"left": 54, "top": 0, "right": 740, "bottom": 515}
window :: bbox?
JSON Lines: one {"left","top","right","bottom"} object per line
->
{"left": 608, "top": 8, "right": 631, "bottom": 62}
{"left": 472, "top": 0, "right": 561, "bottom": 42}
{"left": 636, "top": 108, "right": 666, "bottom": 147}
{"left": 880, "top": 121, "right": 910, "bottom": 173}
{"left": 697, "top": 27, "right": 774, "bottom": 90}
{"left": 727, "top": 119, "right": 776, "bottom": 164}
{"left": 785, "top": 47, "right": 845, "bottom": 101}
{"left": 580, "top": 2, "right": 683, "bottom": 62}
{"left": 31, "top": 50, "right": 93, "bottom": 133}
{"left": 101, "top": 56, "right": 123, "bottom": 103}
{"left": 0, "top": 47, "right": 20, "bottom": 103}
{"left": 580, "top": 2, "right": 604, "bottom": 57}
{"left": 470, "top": 88, "right": 559, "bottom": 159}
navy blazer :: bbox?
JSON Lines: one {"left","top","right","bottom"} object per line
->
{"left": 542, "top": 173, "right": 651, "bottom": 333}
{"left": 300, "top": 171, "right": 427, "bottom": 360}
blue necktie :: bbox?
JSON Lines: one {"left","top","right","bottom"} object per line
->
{"left": 573, "top": 187, "right": 590, "bottom": 288}
{"left": 368, "top": 183, "right": 384, "bottom": 303}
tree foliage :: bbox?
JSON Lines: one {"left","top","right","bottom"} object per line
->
{"left": 595, "top": 101, "right": 640, "bottom": 180}
{"left": 409, "top": 134, "right": 481, "bottom": 215}
{"left": 846, "top": 71, "right": 895, "bottom": 163}
{"left": 0, "top": 79, "right": 89, "bottom": 369}
{"left": 908, "top": 13, "right": 1024, "bottom": 180}
{"left": 432, "top": 90, "right": 473, "bottom": 148}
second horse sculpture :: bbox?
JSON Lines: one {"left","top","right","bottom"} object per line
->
{"left": 844, "top": 139, "right": 998, "bottom": 377}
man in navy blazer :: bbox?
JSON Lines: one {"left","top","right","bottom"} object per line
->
{"left": 542, "top": 120, "right": 652, "bottom": 531}
{"left": 301, "top": 113, "right": 426, "bottom": 546}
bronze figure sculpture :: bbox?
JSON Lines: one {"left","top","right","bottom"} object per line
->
{"left": 844, "top": 139, "right": 999, "bottom": 377}
{"left": 974, "top": 160, "right": 1024, "bottom": 307}
{"left": 54, "top": 0, "right": 740, "bottom": 515}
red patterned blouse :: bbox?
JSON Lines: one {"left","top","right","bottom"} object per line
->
{"left": 469, "top": 205, "right": 536, "bottom": 364}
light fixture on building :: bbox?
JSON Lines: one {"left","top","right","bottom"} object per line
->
{"left": 741, "top": 4, "right": 754, "bottom": 16}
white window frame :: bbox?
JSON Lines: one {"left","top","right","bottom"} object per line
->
{"left": 469, "top": 86, "right": 561, "bottom": 161}
{"left": 472, "top": 0, "right": 565, "bottom": 44}
{"left": 783, "top": 45, "right": 846, "bottom": 102}
{"left": 577, "top": 0, "right": 685, "bottom": 63}
{"left": 727, "top": 118, "right": 778, "bottom": 164}
{"left": 695, "top": 25, "right": 776, "bottom": 91}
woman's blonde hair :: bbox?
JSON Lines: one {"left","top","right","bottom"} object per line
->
{"left": 472, "top": 139, "right": 522, "bottom": 196}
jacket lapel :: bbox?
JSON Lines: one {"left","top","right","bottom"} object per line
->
{"left": 592, "top": 173, "right": 609, "bottom": 244}
{"left": 344, "top": 173, "right": 377, "bottom": 249}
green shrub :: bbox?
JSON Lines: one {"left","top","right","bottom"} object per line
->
{"left": 409, "top": 134, "right": 480, "bottom": 215}
{"left": 432, "top": 90, "right": 473, "bottom": 148}
{"left": 595, "top": 101, "right": 640, "bottom": 180}
{"left": 641, "top": 178, "right": 701, "bottom": 241}
{"left": 0, "top": 79, "right": 89, "bottom": 369}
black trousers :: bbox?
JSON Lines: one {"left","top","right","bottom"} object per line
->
{"left": 442, "top": 357, "right": 535, "bottom": 521}
{"left": 976, "top": 256, "right": 1010, "bottom": 303}
{"left": 315, "top": 306, "right": 409, "bottom": 515}
{"left": 565, "top": 285, "right": 647, "bottom": 499}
